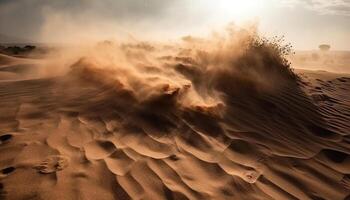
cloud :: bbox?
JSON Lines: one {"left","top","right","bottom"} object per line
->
{"left": 0, "top": 0, "right": 224, "bottom": 43}
{"left": 0, "top": 0, "right": 182, "bottom": 42}
{"left": 282, "top": 0, "right": 350, "bottom": 16}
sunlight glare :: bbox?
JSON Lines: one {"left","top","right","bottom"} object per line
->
{"left": 215, "top": 0, "right": 263, "bottom": 22}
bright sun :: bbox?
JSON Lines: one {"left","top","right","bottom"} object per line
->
{"left": 215, "top": 0, "right": 262, "bottom": 22}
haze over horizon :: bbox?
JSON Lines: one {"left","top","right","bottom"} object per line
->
{"left": 0, "top": 0, "right": 350, "bottom": 50}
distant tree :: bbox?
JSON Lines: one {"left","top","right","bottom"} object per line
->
{"left": 319, "top": 44, "right": 331, "bottom": 52}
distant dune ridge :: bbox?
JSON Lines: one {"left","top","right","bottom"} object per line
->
{"left": 290, "top": 50, "right": 350, "bottom": 74}
{"left": 0, "top": 28, "right": 350, "bottom": 200}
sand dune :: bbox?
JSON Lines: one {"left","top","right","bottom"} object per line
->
{"left": 0, "top": 34, "right": 350, "bottom": 200}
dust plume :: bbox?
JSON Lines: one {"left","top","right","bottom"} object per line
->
{"left": 37, "top": 23, "right": 296, "bottom": 110}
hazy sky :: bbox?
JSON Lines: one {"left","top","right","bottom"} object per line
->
{"left": 0, "top": 0, "right": 349, "bottom": 50}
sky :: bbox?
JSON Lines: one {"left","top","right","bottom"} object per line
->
{"left": 0, "top": 0, "right": 349, "bottom": 50}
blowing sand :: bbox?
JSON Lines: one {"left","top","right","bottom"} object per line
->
{"left": 0, "top": 35, "right": 349, "bottom": 200}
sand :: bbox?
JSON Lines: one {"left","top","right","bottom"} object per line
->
{"left": 0, "top": 40, "right": 349, "bottom": 200}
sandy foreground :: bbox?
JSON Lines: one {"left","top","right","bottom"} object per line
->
{"left": 0, "top": 47, "right": 349, "bottom": 200}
